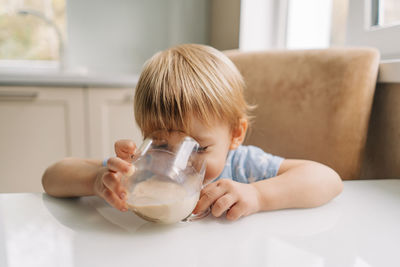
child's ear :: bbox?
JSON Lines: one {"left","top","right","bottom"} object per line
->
{"left": 229, "top": 118, "right": 248, "bottom": 150}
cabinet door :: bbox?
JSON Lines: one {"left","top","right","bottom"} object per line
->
{"left": 87, "top": 88, "right": 142, "bottom": 159}
{"left": 0, "top": 87, "right": 85, "bottom": 192}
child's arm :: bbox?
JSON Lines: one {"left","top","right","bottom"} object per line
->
{"left": 253, "top": 159, "right": 343, "bottom": 210}
{"left": 42, "top": 157, "right": 133, "bottom": 211}
{"left": 193, "top": 159, "right": 343, "bottom": 221}
{"left": 42, "top": 158, "right": 101, "bottom": 197}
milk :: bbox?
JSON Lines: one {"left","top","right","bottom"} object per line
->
{"left": 127, "top": 177, "right": 200, "bottom": 224}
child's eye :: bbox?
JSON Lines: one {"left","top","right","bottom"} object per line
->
{"left": 153, "top": 143, "right": 169, "bottom": 150}
{"left": 198, "top": 146, "right": 209, "bottom": 153}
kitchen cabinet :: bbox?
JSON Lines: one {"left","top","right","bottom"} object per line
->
{"left": 87, "top": 88, "right": 142, "bottom": 158}
{"left": 0, "top": 87, "right": 86, "bottom": 193}
{"left": 0, "top": 86, "right": 142, "bottom": 193}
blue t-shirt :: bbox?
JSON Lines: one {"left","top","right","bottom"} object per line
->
{"left": 216, "top": 145, "right": 284, "bottom": 183}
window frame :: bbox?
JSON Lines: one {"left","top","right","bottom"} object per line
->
{"left": 346, "top": 0, "right": 400, "bottom": 60}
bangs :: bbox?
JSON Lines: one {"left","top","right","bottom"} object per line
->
{"left": 134, "top": 44, "right": 250, "bottom": 138}
{"left": 134, "top": 69, "right": 222, "bottom": 137}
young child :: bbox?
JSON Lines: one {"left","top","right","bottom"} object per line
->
{"left": 42, "top": 44, "right": 343, "bottom": 221}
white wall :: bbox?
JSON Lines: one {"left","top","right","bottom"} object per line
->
{"left": 66, "top": 0, "right": 210, "bottom": 75}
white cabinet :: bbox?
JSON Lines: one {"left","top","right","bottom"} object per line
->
{"left": 87, "top": 88, "right": 142, "bottom": 158}
{"left": 0, "top": 87, "right": 86, "bottom": 193}
{"left": 0, "top": 86, "right": 142, "bottom": 193}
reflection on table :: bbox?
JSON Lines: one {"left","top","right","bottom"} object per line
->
{"left": 0, "top": 179, "right": 399, "bottom": 267}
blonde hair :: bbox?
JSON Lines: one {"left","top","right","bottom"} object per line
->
{"left": 134, "top": 44, "right": 253, "bottom": 137}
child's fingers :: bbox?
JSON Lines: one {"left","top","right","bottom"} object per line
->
{"left": 211, "top": 193, "right": 237, "bottom": 217}
{"left": 102, "top": 172, "right": 126, "bottom": 199}
{"left": 107, "top": 157, "right": 133, "bottom": 174}
{"left": 100, "top": 186, "right": 127, "bottom": 211}
{"left": 193, "top": 183, "right": 226, "bottom": 214}
{"left": 94, "top": 170, "right": 127, "bottom": 212}
{"left": 115, "top": 139, "right": 136, "bottom": 161}
{"left": 226, "top": 202, "right": 245, "bottom": 221}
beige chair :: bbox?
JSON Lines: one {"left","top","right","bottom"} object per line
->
{"left": 226, "top": 48, "right": 380, "bottom": 180}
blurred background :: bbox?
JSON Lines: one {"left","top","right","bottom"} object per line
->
{"left": 0, "top": 0, "right": 301, "bottom": 74}
{"left": 0, "top": 0, "right": 399, "bottom": 192}
{"left": 1, "top": 0, "right": 398, "bottom": 75}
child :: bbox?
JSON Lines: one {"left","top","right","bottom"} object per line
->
{"left": 42, "top": 44, "right": 343, "bottom": 221}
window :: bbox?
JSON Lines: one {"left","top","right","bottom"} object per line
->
{"left": 286, "top": 0, "right": 332, "bottom": 49}
{"left": 346, "top": 0, "right": 400, "bottom": 60}
{"left": 239, "top": 0, "right": 333, "bottom": 51}
{"left": 0, "top": 0, "right": 66, "bottom": 69}
{"left": 371, "top": 0, "right": 400, "bottom": 27}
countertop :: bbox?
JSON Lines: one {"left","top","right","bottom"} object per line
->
{"left": 0, "top": 68, "right": 139, "bottom": 88}
{"left": 0, "top": 179, "right": 399, "bottom": 267}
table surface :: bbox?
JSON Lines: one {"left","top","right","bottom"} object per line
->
{"left": 0, "top": 179, "right": 399, "bottom": 267}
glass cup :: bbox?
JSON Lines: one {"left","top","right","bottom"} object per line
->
{"left": 122, "top": 130, "right": 208, "bottom": 224}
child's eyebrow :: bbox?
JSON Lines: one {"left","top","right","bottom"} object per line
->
{"left": 192, "top": 135, "right": 211, "bottom": 143}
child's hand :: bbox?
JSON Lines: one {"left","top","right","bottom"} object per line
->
{"left": 193, "top": 179, "right": 261, "bottom": 221}
{"left": 93, "top": 157, "right": 135, "bottom": 211}
{"left": 114, "top": 139, "right": 137, "bottom": 162}
{"left": 94, "top": 139, "right": 135, "bottom": 211}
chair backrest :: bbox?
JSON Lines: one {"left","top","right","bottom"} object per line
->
{"left": 226, "top": 48, "right": 380, "bottom": 180}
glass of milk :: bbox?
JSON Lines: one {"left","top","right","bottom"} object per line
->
{"left": 122, "top": 130, "right": 207, "bottom": 224}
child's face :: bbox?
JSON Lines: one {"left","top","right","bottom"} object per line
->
{"left": 188, "top": 118, "right": 235, "bottom": 184}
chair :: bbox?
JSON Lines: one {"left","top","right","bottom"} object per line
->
{"left": 226, "top": 48, "right": 380, "bottom": 180}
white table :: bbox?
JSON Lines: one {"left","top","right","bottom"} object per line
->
{"left": 0, "top": 179, "right": 399, "bottom": 267}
